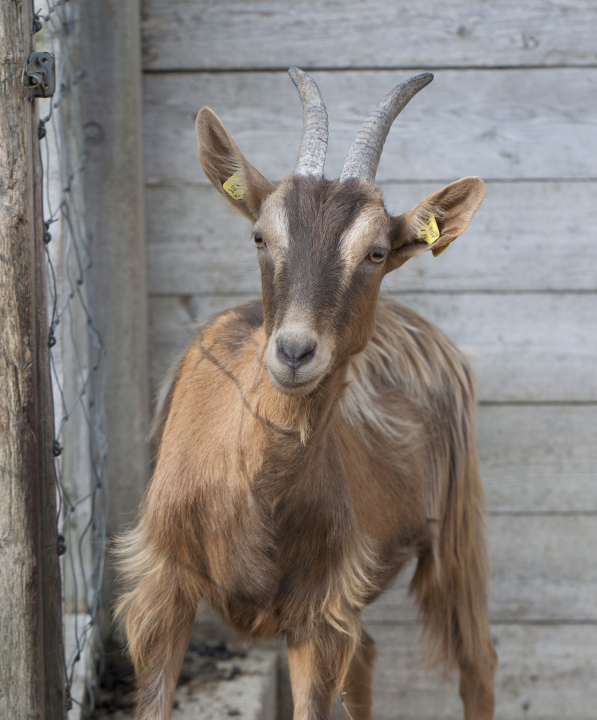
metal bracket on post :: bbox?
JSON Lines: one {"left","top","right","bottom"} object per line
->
{"left": 22, "top": 52, "right": 56, "bottom": 99}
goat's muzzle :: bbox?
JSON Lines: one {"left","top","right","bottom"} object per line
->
{"left": 266, "top": 326, "right": 331, "bottom": 396}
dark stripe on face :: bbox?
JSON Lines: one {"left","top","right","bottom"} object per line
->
{"left": 259, "top": 249, "right": 277, "bottom": 337}
{"left": 275, "top": 176, "right": 378, "bottom": 331}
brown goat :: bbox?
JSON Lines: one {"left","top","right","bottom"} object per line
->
{"left": 117, "top": 69, "right": 496, "bottom": 720}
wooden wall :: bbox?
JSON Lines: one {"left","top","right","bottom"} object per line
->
{"left": 140, "top": 2, "right": 597, "bottom": 717}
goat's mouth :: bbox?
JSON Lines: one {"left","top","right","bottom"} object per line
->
{"left": 267, "top": 369, "right": 324, "bottom": 397}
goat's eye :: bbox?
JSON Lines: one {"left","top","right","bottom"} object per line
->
{"left": 369, "top": 249, "right": 387, "bottom": 263}
{"left": 254, "top": 235, "right": 266, "bottom": 248}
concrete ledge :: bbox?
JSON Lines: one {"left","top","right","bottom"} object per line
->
{"left": 174, "top": 644, "right": 278, "bottom": 720}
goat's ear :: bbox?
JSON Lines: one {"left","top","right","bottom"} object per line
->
{"left": 386, "top": 176, "right": 484, "bottom": 272}
{"left": 196, "top": 107, "right": 276, "bottom": 223}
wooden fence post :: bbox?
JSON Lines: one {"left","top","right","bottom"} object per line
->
{"left": 0, "top": 3, "right": 65, "bottom": 718}
{"left": 80, "top": 0, "right": 150, "bottom": 630}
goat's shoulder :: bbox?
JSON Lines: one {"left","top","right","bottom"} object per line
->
{"left": 199, "top": 299, "right": 265, "bottom": 355}
{"left": 152, "top": 300, "right": 265, "bottom": 443}
{"left": 178, "top": 298, "right": 266, "bottom": 393}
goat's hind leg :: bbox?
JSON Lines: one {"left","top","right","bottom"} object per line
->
{"left": 116, "top": 533, "right": 200, "bottom": 719}
{"left": 287, "top": 622, "right": 362, "bottom": 720}
{"left": 411, "top": 542, "right": 496, "bottom": 720}
{"left": 341, "top": 629, "right": 376, "bottom": 720}
{"left": 458, "top": 652, "right": 497, "bottom": 720}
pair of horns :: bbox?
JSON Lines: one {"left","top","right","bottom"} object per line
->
{"left": 288, "top": 67, "right": 433, "bottom": 183}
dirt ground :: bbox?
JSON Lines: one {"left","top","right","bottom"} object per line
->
{"left": 91, "top": 639, "right": 250, "bottom": 717}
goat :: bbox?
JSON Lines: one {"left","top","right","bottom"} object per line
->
{"left": 117, "top": 68, "right": 497, "bottom": 720}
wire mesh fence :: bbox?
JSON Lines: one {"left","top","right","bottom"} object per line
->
{"left": 36, "top": 1, "right": 108, "bottom": 716}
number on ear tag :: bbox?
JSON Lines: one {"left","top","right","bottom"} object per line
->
{"left": 418, "top": 214, "right": 448, "bottom": 256}
{"left": 223, "top": 173, "right": 244, "bottom": 200}
{"left": 417, "top": 214, "right": 440, "bottom": 245}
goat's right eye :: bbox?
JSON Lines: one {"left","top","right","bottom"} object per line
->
{"left": 368, "top": 249, "right": 387, "bottom": 263}
{"left": 254, "top": 235, "right": 266, "bottom": 248}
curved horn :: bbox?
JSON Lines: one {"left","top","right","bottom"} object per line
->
{"left": 288, "top": 67, "right": 328, "bottom": 178}
{"left": 340, "top": 72, "right": 434, "bottom": 183}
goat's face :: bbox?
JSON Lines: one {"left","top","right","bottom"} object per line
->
{"left": 255, "top": 176, "right": 389, "bottom": 395}
{"left": 196, "top": 70, "right": 485, "bottom": 396}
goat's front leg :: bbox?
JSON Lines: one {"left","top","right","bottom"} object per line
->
{"left": 117, "top": 549, "right": 200, "bottom": 720}
{"left": 287, "top": 624, "right": 359, "bottom": 720}
{"left": 133, "top": 605, "right": 195, "bottom": 720}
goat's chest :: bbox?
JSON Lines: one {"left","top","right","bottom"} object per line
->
{"left": 213, "top": 485, "right": 359, "bottom": 637}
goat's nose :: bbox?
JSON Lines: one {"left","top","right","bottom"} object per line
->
{"left": 276, "top": 337, "right": 317, "bottom": 371}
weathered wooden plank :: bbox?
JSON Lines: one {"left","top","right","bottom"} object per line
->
{"left": 144, "top": 69, "right": 597, "bottom": 185}
{"left": 141, "top": 0, "right": 597, "bottom": 71}
{"left": 148, "top": 293, "right": 597, "bottom": 403}
{"left": 81, "top": 0, "right": 150, "bottom": 628}
{"left": 363, "top": 515, "right": 597, "bottom": 623}
{"left": 362, "top": 623, "right": 597, "bottom": 720}
{"left": 479, "top": 404, "right": 597, "bottom": 513}
{"left": 486, "top": 516, "right": 597, "bottom": 622}
{"left": 146, "top": 181, "right": 597, "bottom": 294}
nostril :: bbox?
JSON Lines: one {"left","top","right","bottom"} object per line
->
{"left": 296, "top": 341, "right": 317, "bottom": 364}
{"left": 277, "top": 338, "right": 317, "bottom": 370}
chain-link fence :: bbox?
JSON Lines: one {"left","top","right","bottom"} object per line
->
{"left": 36, "top": 1, "right": 108, "bottom": 716}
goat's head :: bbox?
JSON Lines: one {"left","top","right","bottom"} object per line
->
{"left": 196, "top": 69, "right": 484, "bottom": 396}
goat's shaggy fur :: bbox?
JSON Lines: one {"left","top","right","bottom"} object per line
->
{"left": 117, "top": 85, "right": 495, "bottom": 720}
{"left": 117, "top": 297, "right": 496, "bottom": 719}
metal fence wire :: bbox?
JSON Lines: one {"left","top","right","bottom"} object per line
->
{"left": 36, "top": 1, "right": 108, "bottom": 716}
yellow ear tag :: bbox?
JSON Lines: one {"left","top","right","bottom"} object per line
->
{"left": 417, "top": 214, "right": 440, "bottom": 245}
{"left": 417, "top": 214, "right": 448, "bottom": 257}
{"left": 431, "top": 243, "right": 449, "bottom": 257}
{"left": 223, "top": 172, "right": 244, "bottom": 200}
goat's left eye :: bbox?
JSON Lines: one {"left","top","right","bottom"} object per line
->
{"left": 254, "top": 235, "right": 266, "bottom": 248}
{"left": 369, "top": 249, "right": 387, "bottom": 263}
